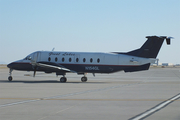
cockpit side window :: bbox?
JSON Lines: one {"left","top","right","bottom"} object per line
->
{"left": 28, "top": 56, "right": 32, "bottom": 60}
{"left": 24, "top": 56, "right": 31, "bottom": 60}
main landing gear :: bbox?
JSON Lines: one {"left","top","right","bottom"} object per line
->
{"left": 59, "top": 73, "right": 88, "bottom": 83}
{"left": 8, "top": 69, "right": 13, "bottom": 81}
{"left": 81, "top": 73, "right": 88, "bottom": 82}
{"left": 81, "top": 76, "right": 87, "bottom": 82}
{"left": 60, "top": 76, "right": 67, "bottom": 83}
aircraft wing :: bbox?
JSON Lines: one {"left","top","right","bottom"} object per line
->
{"left": 32, "top": 61, "right": 76, "bottom": 73}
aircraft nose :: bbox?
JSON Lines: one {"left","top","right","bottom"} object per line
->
{"left": 7, "top": 61, "right": 21, "bottom": 69}
{"left": 7, "top": 62, "right": 14, "bottom": 69}
{"left": 7, "top": 60, "right": 32, "bottom": 71}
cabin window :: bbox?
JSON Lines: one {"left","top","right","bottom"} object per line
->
{"left": 90, "top": 58, "right": 93, "bottom": 63}
{"left": 69, "top": 58, "right": 72, "bottom": 62}
{"left": 62, "top": 57, "right": 65, "bottom": 62}
{"left": 55, "top": 57, "right": 58, "bottom": 62}
{"left": 76, "top": 58, "right": 79, "bottom": 62}
{"left": 83, "top": 58, "right": 86, "bottom": 62}
{"left": 97, "top": 58, "right": 100, "bottom": 63}
{"left": 48, "top": 57, "right": 51, "bottom": 62}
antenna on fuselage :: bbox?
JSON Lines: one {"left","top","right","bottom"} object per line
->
{"left": 52, "top": 48, "right": 55, "bottom": 51}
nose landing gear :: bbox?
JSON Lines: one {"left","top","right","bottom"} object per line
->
{"left": 8, "top": 76, "right": 13, "bottom": 81}
{"left": 8, "top": 69, "right": 13, "bottom": 81}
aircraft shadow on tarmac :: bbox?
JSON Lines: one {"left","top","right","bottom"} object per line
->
{"left": 0, "top": 80, "right": 107, "bottom": 84}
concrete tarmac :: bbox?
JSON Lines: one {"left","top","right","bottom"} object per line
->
{"left": 0, "top": 66, "right": 180, "bottom": 120}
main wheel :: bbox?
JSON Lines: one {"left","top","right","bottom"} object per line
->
{"left": 60, "top": 77, "right": 67, "bottom": 83}
{"left": 81, "top": 77, "right": 87, "bottom": 82}
{"left": 8, "top": 76, "right": 13, "bottom": 81}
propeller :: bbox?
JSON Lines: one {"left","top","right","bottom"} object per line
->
{"left": 29, "top": 53, "right": 38, "bottom": 77}
{"left": 32, "top": 58, "right": 37, "bottom": 77}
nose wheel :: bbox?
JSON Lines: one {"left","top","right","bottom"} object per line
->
{"left": 8, "top": 76, "right": 13, "bottom": 81}
{"left": 8, "top": 69, "right": 13, "bottom": 81}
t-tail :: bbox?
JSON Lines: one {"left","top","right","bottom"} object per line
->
{"left": 119, "top": 36, "right": 172, "bottom": 58}
{"left": 115, "top": 36, "right": 172, "bottom": 72}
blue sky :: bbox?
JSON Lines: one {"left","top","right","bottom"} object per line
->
{"left": 0, "top": 0, "right": 180, "bottom": 64}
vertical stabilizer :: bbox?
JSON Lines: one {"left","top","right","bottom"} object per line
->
{"left": 122, "top": 36, "right": 171, "bottom": 58}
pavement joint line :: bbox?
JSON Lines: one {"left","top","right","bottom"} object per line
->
{"left": 129, "top": 93, "right": 180, "bottom": 120}
{"left": 0, "top": 83, "right": 139, "bottom": 108}
{"left": 37, "top": 103, "right": 80, "bottom": 120}
{"left": 37, "top": 103, "right": 79, "bottom": 120}
{"left": 1, "top": 98, "right": 180, "bottom": 101}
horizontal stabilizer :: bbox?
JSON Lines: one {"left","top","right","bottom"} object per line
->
{"left": 166, "top": 37, "right": 173, "bottom": 45}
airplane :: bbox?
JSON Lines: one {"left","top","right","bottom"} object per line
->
{"left": 7, "top": 36, "right": 172, "bottom": 82}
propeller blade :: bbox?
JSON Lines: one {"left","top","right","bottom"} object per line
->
{"left": 33, "top": 66, "right": 37, "bottom": 77}
{"left": 33, "top": 70, "right": 36, "bottom": 77}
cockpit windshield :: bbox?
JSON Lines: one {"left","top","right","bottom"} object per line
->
{"left": 23, "top": 56, "right": 32, "bottom": 60}
{"left": 23, "top": 52, "right": 39, "bottom": 61}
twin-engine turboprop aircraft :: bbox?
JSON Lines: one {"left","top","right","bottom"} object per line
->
{"left": 7, "top": 36, "right": 172, "bottom": 82}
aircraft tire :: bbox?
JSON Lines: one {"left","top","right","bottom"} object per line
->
{"left": 60, "top": 77, "right": 67, "bottom": 83}
{"left": 81, "top": 77, "right": 87, "bottom": 82}
{"left": 8, "top": 76, "right": 13, "bottom": 81}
